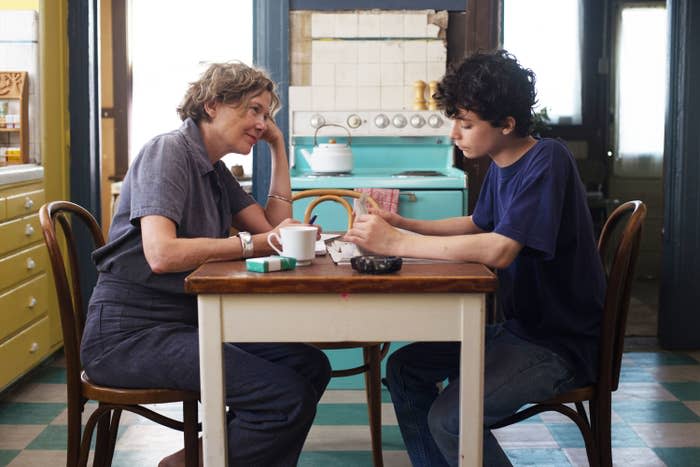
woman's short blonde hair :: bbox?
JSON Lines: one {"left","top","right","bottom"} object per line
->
{"left": 177, "top": 61, "right": 280, "bottom": 123}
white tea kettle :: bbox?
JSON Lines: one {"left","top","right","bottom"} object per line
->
{"left": 299, "top": 123, "right": 353, "bottom": 173}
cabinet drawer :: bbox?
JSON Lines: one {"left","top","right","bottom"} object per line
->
{"left": 0, "top": 243, "right": 48, "bottom": 291}
{"left": 6, "top": 189, "right": 44, "bottom": 218}
{"left": 0, "top": 274, "right": 48, "bottom": 340}
{"left": 0, "top": 196, "right": 6, "bottom": 221}
{"left": 0, "top": 316, "right": 49, "bottom": 390}
{"left": 0, "top": 214, "right": 41, "bottom": 255}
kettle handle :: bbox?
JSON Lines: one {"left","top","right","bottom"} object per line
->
{"left": 313, "top": 123, "right": 352, "bottom": 147}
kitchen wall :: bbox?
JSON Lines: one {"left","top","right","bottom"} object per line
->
{"left": 0, "top": 9, "right": 41, "bottom": 164}
{"left": 288, "top": 10, "right": 448, "bottom": 111}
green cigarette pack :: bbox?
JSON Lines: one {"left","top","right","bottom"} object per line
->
{"left": 246, "top": 256, "right": 297, "bottom": 273}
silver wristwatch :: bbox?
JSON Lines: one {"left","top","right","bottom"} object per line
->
{"left": 238, "top": 231, "right": 254, "bottom": 258}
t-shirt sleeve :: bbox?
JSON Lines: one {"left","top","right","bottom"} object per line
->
{"left": 128, "top": 134, "right": 190, "bottom": 226}
{"left": 494, "top": 143, "right": 571, "bottom": 260}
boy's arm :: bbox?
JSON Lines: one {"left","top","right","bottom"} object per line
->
{"left": 369, "top": 207, "right": 484, "bottom": 236}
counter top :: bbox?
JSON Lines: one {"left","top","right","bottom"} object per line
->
{"left": 0, "top": 164, "right": 44, "bottom": 185}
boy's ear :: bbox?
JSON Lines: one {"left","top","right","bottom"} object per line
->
{"left": 501, "top": 116, "right": 517, "bottom": 135}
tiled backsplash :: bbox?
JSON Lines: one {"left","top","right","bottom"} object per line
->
{"left": 0, "top": 10, "right": 40, "bottom": 164}
{"left": 290, "top": 10, "right": 447, "bottom": 111}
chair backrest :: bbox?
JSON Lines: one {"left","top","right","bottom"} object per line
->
{"left": 292, "top": 189, "right": 379, "bottom": 229}
{"left": 596, "top": 200, "right": 646, "bottom": 392}
{"left": 39, "top": 201, "right": 105, "bottom": 395}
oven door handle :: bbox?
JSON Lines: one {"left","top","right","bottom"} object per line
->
{"left": 400, "top": 192, "right": 417, "bottom": 202}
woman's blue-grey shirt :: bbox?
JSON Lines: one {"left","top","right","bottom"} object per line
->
{"left": 92, "top": 118, "right": 255, "bottom": 294}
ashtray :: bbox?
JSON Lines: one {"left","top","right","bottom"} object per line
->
{"left": 350, "top": 255, "right": 402, "bottom": 274}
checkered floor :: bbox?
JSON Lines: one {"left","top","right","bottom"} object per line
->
{"left": 1, "top": 349, "right": 700, "bottom": 467}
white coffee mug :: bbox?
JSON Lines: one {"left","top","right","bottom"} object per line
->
{"left": 267, "top": 226, "right": 317, "bottom": 266}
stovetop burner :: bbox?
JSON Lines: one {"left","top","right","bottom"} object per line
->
{"left": 392, "top": 170, "right": 446, "bottom": 177}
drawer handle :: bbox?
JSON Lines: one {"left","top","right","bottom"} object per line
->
{"left": 28, "top": 296, "right": 38, "bottom": 308}
{"left": 26, "top": 258, "right": 36, "bottom": 270}
{"left": 400, "top": 192, "right": 417, "bottom": 202}
{"left": 25, "top": 224, "right": 35, "bottom": 236}
{"left": 29, "top": 342, "right": 39, "bottom": 353}
{"left": 24, "top": 197, "right": 35, "bottom": 209}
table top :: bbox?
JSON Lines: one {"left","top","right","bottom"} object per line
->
{"left": 185, "top": 255, "right": 497, "bottom": 294}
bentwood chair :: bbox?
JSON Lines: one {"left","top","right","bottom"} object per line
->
{"left": 492, "top": 200, "right": 647, "bottom": 467}
{"left": 39, "top": 201, "right": 200, "bottom": 467}
{"left": 292, "top": 189, "right": 389, "bottom": 467}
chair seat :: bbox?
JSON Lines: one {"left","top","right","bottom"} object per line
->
{"left": 81, "top": 371, "right": 199, "bottom": 405}
{"left": 541, "top": 385, "right": 595, "bottom": 405}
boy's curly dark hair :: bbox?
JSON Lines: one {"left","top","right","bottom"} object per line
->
{"left": 433, "top": 50, "right": 537, "bottom": 137}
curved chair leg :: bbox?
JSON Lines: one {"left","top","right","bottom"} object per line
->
{"left": 66, "top": 400, "right": 83, "bottom": 467}
{"left": 364, "top": 345, "right": 384, "bottom": 467}
{"left": 183, "top": 400, "right": 199, "bottom": 467}
{"left": 104, "top": 409, "right": 122, "bottom": 467}
{"left": 594, "top": 395, "right": 612, "bottom": 467}
{"left": 93, "top": 407, "right": 114, "bottom": 467}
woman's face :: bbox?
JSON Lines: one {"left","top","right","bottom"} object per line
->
{"left": 207, "top": 91, "right": 272, "bottom": 156}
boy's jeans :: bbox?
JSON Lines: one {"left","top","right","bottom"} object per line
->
{"left": 385, "top": 323, "right": 577, "bottom": 467}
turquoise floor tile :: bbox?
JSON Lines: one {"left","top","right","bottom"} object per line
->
{"left": 26, "top": 425, "right": 99, "bottom": 450}
{"left": 0, "top": 450, "right": 19, "bottom": 467}
{"left": 624, "top": 352, "right": 699, "bottom": 367}
{"left": 612, "top": 400, "right": 700, "bottom": 423}
{"left": 547, "top": 422, "right": 645, "bottom": 448}
{"left": 653, "top": 447, "right": 700, "bottom": 467}
{"left": 505, "top": 448, "right": 571, "bottom": 466}
{"left": 314, "top": 403, "right": 368, "bottom": 425}
{"left": 618, "top": 367, "right": 656, "bottom": 383}
{"left": 0, "top": 402, "right": 66, "bottom": 425}
{"left": 29, "top": 365, "right": 67, "bottom": 384}
{"left": 662, "top": 382, "right": 700, "bottom": 401}
{"left": 298, "top": 451, "right": 374, "bottom": 467}
{"left": 380, "top": 425, "right": 407, "bottom": 450}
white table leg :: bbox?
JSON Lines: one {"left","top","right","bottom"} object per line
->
{"left": 459, "top": 294, "right": 486, "bottom": 466}
{"left": 198, "top": 295, "right": 227, "bottom": 467}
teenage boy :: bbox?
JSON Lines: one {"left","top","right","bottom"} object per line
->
{"left": 344, "top": 50, "right": 606, "bottom": 466}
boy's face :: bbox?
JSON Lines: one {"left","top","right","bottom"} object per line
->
{"left": 449, "top": 109, "right": 506, "bottom": 159}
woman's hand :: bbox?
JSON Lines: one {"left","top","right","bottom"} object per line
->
{"left": 261, "top": 117, "right": 284, "bottom": 148}
{"left": 344, "top": 214, "right": 402, "bottom": 256}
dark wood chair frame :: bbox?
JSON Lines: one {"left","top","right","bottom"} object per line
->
{"left": 292, "top": 189, "right": 391, "bottom": 467}
{"left": 491, "top": 200, "right": 647, "bottom": 467}
{"left": 40, "top": 201, "right": 200, "bottom": 467}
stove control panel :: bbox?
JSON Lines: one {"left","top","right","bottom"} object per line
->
{"left": 292, "top": 111, "right": 451, "bottom": 137}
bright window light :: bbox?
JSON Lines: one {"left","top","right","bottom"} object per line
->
{"left": 130, "top": 0, "right": 253, "bottom": 173}
{"left": 614, "top": 5, "right": 667, "bottom": 177}
{"left": 503, "top": 0, "right": 582, "bottom": 124}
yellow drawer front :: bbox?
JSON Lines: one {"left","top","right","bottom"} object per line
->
{"left": 0, "top": 316, "right": 49, "bottom": 390}
{"left": 0, "top": 197, "right": 6, "bottom": 222}
{"left": 0, "top": 274, "right": 48, "bottom": 339}
{"left": 6, "top": 189, "right": 44, "bottom": 219}
{"left": 0, "top": 214, "right": 41, "bottom": 255}
{"left": 0, "top": 244, "right": 48, "bottom": 291}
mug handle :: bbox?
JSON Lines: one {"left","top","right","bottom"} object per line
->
{"left": 267, "top": 232, "right": 284, "bottom": 256}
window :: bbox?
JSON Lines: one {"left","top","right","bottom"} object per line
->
{"left": 502, "top": 0, "right": 582, "bottom": 125}
{"left": 613, "top": 4, "right": 667, "bottom": 177}
{"left": 130, "top": 0, "right": 253, "bottom": 173}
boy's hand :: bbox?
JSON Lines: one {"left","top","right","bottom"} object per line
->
{"left": 366, "top": 207, "right": 403, "bottom": 228}
{"left": 344, "top": 214, "right": 401, "bottom": 256}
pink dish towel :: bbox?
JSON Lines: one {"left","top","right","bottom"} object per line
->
{"left": 354, "top": 188, "right": 400, "bottom": 213}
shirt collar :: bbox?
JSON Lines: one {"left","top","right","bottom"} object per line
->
{"left": 179, "top": 117, "right": 215, "bottom": 176}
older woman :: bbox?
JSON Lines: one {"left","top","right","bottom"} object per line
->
{"left": 81, "top": 62, "right": 331, "bottom": 466}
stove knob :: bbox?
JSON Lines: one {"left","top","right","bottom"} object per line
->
{"left": 347, "top": 114, "right": 362, "bottom": 129}
{"left": 410, "top": 114, "right": 426, "bottom": 128}
{"left": 310, "top": 114, "right": 325, "bottom": 129}
{"left": 374, "top": 114, "right": 390, "bottom": 129}
{"left": 428, "top": 114, "right": 444, "bottom": 128}
{"left": 392, "top": 114, "right": 407, "bottom": 128}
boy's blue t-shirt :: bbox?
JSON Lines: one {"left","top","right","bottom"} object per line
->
{"left": 472, "top": 138, "right": 605, "bottom": 385}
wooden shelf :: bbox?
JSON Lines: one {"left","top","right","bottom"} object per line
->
{"left": 0, "top": 128, "right": 21, "bottom": 133}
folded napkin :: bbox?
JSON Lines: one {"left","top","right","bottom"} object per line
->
{"left": 354, "top": 188, "right": 400, "bottom": 213}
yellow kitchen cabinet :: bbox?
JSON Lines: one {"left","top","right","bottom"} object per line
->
{"left": 0, "top": 175, "right": 60, "bottom": 391}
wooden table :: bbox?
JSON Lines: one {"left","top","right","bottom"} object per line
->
{"left": 185, "top": 256, "right": 497, "bottom": 466}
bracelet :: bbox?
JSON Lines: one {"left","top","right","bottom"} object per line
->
{"left": 267, "top": 193, "right": 292, "bottom": 204}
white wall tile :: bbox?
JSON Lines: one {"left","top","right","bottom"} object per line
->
{"left": 357, "top": 41, "right": 381, "bottom": 64}
{"left": 380, "top": 41, "right": 403, "bottom": 64}
{"left": 357, "top": 86, "right": 381, "bottom": 110}
{"left": 288, "top": 86, "right": 313, "bottom": 111}
{"left": 403, "top": 41, "right": 426, "bottom": 63}
{"left": 312, "top": 41, "right": 337, "bottom": 64}
{"left": 335, "top": 63, "right": 358, "bottom": 86}
{"left": 404, "top": 62, "right": 427, "bottom": 85}
{"left": 0, "top": 10, "right": 38, "bottom": 41}
{"left": 335, "top": 86, "right": 358, "bottom": 109}
{"left": 426, "top": 40, "right": 447, "bottom": 63}
{"left": 427, "top": 62, "right": 446, "bottom": 82}
{"left": 404, "top": 12, "right": 428, "bottom": 38}
{"left": 381, "top": 86, "right": 404, "bottom": 110}
{"left": 357, "top": 12, "right": 381, "bottom": 38}
{"left": 311, "top": 63, "right": 335, "bottom": 86}
{"left": 357, "top": 63, "right": 381, "bottom": 86}
{"left": 312, "top": 86, "right": 336, "bottom": 110}
{"left": 334, "top": 13, "right": 358, "bottom": 38}
{"left": 311, "top": 13, "right": 335, "bottom": 38}
{"left": 380, "top": 12, "right": 405, "bottom": 38}
{"left": 426, "top": 23, "right": 440, "bottom": 38}
{"left": 335, "top": 41, "right": 358, "bottom": 64}
{"left": 380, "top": 63, "right": 404, "bottom": 86}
